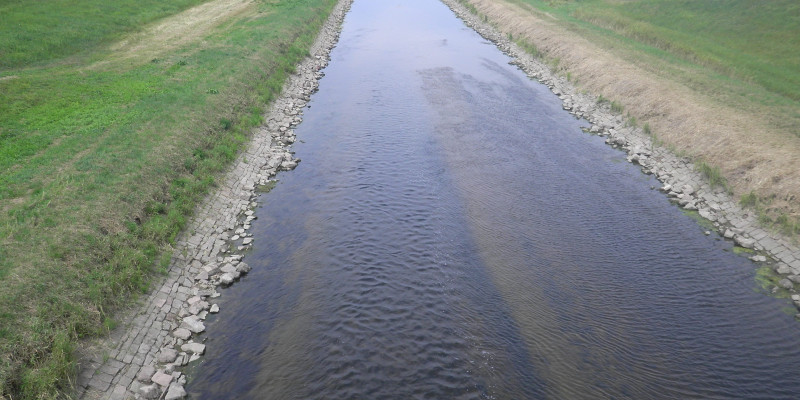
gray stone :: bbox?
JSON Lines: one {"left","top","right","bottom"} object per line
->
{"left": 181, "top": 316, "right": 205, "bottom": 333}
{"left": 750, "top": 255, "right": 767, "bottom": 263}
{"left": 181, "top": 342, "right": 206, "bottom": 355}
{"left": 220, "top": 263, "right": 237, "bottom": 274}
{"left": 151, "top": 370, "right": 173, "bottom": 387}
{"left": 777, "top": 265, "right": 793, "bottom": 275}
{"left": 698, "top": 209, "right": 714, "bottom": 221}
{"left": 779, "top": 279, "right": 794, "bottom": 290}
{"left": 172, "top": 328, "right": 192, "bottom": 340}
{"left": 188, "top": 301, "right": 209, "bottom": 315}
{"left": 165, "top": 383, "right": 188, "bottom": 400}
{"left": 210, "top": 304, "right": 220, "bottom": 313}
{"left": 220, "top": 272, "right": 236, "bottom": 286}
{"left": 203, "top": 262, "right": 220, "bottom": 275}
{"left": 157, "top": 348, "right": 178, "bottom": 364}
{"left": 236, "top": 262, "right": 251, "bottom": 274}
{"left": 735, "top": 236, "right": 755, "bottom": 249}
{"left": 136, "top": 365, "right": 156, "bottom": 383}
{"left": 139, "top": 384, "right": 161, "bottom": 400}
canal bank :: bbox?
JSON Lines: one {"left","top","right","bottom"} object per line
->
{"left": 74, "top": 0, "right": 352, "bottom": 398}
{"left": 441, "top": 0, "right": 800, "bottom": 294}
{"left": 185, "top": 0, "right": 800, "bottom": 398}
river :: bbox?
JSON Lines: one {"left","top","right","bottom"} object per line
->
{"left": 186, "top": 0, "right": 800, "bottom": 398}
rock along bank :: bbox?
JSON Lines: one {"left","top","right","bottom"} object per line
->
{"left": 74, "top": 0, "right": 353, "bottom": 398}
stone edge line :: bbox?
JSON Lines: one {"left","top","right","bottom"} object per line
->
{"left": 74, "top": 0, "right": 354, "bottom": 398}
{"left": 439, "top": 0, "right": 800, "bottom": 295}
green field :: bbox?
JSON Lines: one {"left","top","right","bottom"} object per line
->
{"left": 508, "top": 0, "right": 800, "bottom": 128}
{"left": 500, "top": 0, "right": 800, "bottom": 234}
{"left": 0, "top": 0, "right": 337, "bottom": 397}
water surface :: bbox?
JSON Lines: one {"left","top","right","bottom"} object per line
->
{"left": 188, "top": 0, "right": 800, "bottom": 398}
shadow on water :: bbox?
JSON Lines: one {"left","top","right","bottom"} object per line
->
{"left": 188, "top": 0, "right": 800, "bottom": 398}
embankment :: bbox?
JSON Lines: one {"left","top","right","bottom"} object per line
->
{"left": 73, "top": 0, "right": 353, "bottom": 399}
{"left": 439, "top": 0, "right": 800, "bottom": 300}
{"left": 459, "top": 0, "right": 800, "bottom": 226}
{"left": 0, "top": 0, "right": 342, "bottom": 398}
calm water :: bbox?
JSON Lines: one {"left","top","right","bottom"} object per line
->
{"left": 187, "top": 0, "right": 800, "bottom": 398}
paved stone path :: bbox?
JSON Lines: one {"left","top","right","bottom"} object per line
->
{"left": 74, "top": 1, "right": 352, "bottom": 398}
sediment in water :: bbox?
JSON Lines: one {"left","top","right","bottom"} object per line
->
{"left": 73, "top": 0, "right": 353, "bottom": 398}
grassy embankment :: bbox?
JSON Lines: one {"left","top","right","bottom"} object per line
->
{"left": 0, "top": 0, "right": 337, "bottom": 397}
{"left": 463, "top": 0, "right": 800, "bottom": 237}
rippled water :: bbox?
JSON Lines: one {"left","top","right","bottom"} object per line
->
{"left": 187, "top": 0, "right": 800, "bottom": 398}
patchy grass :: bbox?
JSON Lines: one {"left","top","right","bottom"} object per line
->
{"left": 696, "top": 160, "right": 731, "bottom": 193}
{"left": 567, "top": 0, "right": 800, "bottom": 103}
{"left": 0, "top": 0, "right": 339, "bottom": 398}
{"left": 754, "top": 266, "right": 793, "bottom": 299}
{"left": 739, "top": 192, "right": 800, "bottom": 240}
{"left": 0, "top": 0, "right": 209, "bottom": 69}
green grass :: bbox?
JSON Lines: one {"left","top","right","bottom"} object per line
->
{"left": 510, "top": 0, "right": 800, "bottom": 102}
{"left": 571, "top": 0, "right": 800, "bottom": 102}
{"left": 696, "top": 160, "right": 731, "bottom": 193}
{"left": 0, "top": 0, "right": 209, "bottom": 69}
{"left": 0, "top": 0, "right": 339, "bottom": 398}
{"left": 740, "top": 192, "right": 800, "bottom": 238}
{"left": 507, "top": 0, "right": 800, "bottom": 136}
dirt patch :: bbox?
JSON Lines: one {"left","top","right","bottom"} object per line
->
{"left": 92, "top": 0, "right": 256, "bottom": 67}
{"left": 469, "top": 0, "right": 800, "bottom": 218}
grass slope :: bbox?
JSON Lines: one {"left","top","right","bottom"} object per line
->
{"left": 0, "top": 0, "right": 337, "bottom": 397}
{"left": 492, "top": 0, "right": 800, "bottom": 235}
{"left": 561, "top": 0, "right": 800, "bottom": 102}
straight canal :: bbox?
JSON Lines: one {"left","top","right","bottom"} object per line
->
{"left": 187, "top": 0, "right": 800, "bottom": 398}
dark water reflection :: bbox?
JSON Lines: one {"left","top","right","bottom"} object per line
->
{"left": 187, "top": 0, "right": 800, "bottom": 398}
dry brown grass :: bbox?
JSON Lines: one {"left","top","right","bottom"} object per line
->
{"left": 469, "top": 0, "right": 800, "bottom": 217}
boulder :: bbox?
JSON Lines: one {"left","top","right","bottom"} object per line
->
{"left": 151, "top": 370, "right": 173, "bottom": 387}
{"left": 181, "top": 342, "right": 206, "bottom": 355}
{"left": 220, "top": 272, "right": 236, "bottom": 286}
{"left": 165, "top": 383, "right": 188, "bottom": 400}
{"left": 139, "top": 384, "right": 161, "bottom": 400}
{"left": 137, "top": 365, "right": 156, "bottom": 383}
{"left": 157, "top": 348, "right": 178, "bottom": 364}
{"left": 181, "top": 316, "right": 205, "bottom": 333}
{"left": 172, "top": 328, "right": 192, "bottom": 340}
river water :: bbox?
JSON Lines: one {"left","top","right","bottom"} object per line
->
{"left": 187, "top": 0, "right": 800, "bottom": 398}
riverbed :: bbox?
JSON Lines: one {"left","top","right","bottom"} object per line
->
{"left": 187, "top": 0, "right": 800, "bottom": 398}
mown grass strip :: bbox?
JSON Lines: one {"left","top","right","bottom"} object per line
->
{"left": 0, "top": 0, "right": 209, "bottom": 69}
{"left": 0, "top": 0, "right": 338, "bottom": 398}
